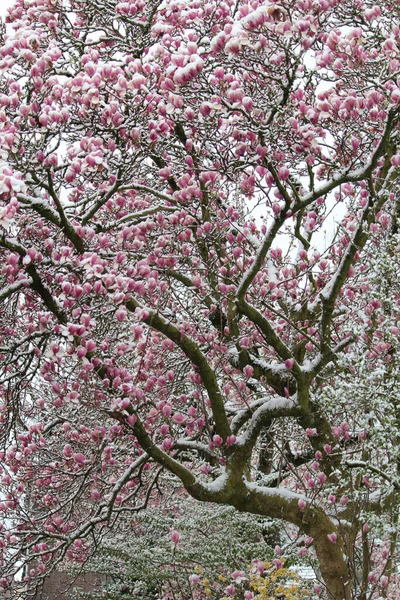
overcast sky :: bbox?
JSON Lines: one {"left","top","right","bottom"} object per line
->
{"left": 0, "top": 0, "right": 14, "bottom": 19}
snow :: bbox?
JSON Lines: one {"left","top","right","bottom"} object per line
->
{"left": 18, "top": 194, "right": 62, "bottom": 223}
{"left": 230, "top": 398, "right": 270, "bottom": 430}
{"left": 301, "top": 354, "right": 323, "bottom": 373}
{"left": 204, "top": 471, "right": 308, "bottom": 502}
{"left": 240, "top": 395, "right": 297, "bottom": 442}
{"left": 226, "top": 345, "right": 240, "bottom": 365}
{"left": 231, "top": 393, "right": 297, "bottom": 436}
{"left": 204, "top": 470, "right": 228, "bottom": 493}
{"left": 267, "top": 255, "right": 277, "bottom": 282}
{"left": 249, "top": 355, "right": 287, "bottom": 374}
{"left": 176, "top": 439, "right": 214, "bottom": 455}
{"left": 294, "top": 565, "right": 316, "bottom": 580}
{"left": 253, "top": 395, "right": 296, "bottom": 418}
{"left": 0, "top": 279, "right": 32, "bottom": 301}
{"left": 244, "top": 479, "right": 306, "bottom": 503}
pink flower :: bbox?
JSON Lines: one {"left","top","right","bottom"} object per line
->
{"left": 313, "top": 583, "right": 321, "bottom": 595}
{"left": 212, "top": 434, "right": 222, "bottom": 447}
{"left": 327, "top": 533, "right": 337, "bottom": 544}
{"left": 118, "top": 398, "right": 130, "bottom": 411}
{"left": 162, "top": 437, "right": 173, "bottom": 451}
{"left": 305, "top": 536, "right": 313, "bottom": 546}
{"left": 243, "top": 365, "right": 254, "bottom": 378}
{"left": 162, "top": 404, "right": 172, "bottom": 418}
{"left": 232, "top": 246, "right": 242, "bottom": 259}
{"left": 170, "top": 530, "right": 181, "bottom": 545}
{"left": 380, "top": 575, "right": 389, "bottom": 588}
{"left": 172, "top": 412, "right": 186, "bottom": 425}
{"left": 131, "top": 74, "right": 146, "bottom": 89}
{"left": 115, "top": 307, "right": 127, "bottom": 321}
{"left": 63, "top": 444, "right": 73, "bottom": 458}
{"left": 231, "top": 570, "right": 247, "bottom": 584}
{"left": 272, "top": 203, "right": 281, "bottom": 215}
{"left": 278, "top": 166, "right": 290, "bottom": 180}
{"left": 73, "top": 453, "right": 86, "bottom": 465}
{"left": 256, "top": 561, "right": 264, "bottom": 574}
{"left": 298, "top": 498, "right": 307, "bottom": 511}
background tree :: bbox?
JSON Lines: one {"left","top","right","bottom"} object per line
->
{"left": 0, "top": 0, "right": 400, "bottom": 598}
{"left": 71, "top": 496, "right": 283, "bottom": 600}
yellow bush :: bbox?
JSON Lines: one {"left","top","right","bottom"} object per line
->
{"left": 219, "top": 560, "right": 311, "bottom": 600}
{"left": 251, "top": 562, "right": 309, "bottom": 599}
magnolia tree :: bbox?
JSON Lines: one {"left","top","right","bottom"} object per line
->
{"left": 1, "top": 0, "right": 400, "bottom": 598}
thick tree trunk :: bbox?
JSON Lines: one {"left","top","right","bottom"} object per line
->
{"left": 189, "top": 477, "right": 352, "bottom": 600}
{"left": 310, "top": 523, "right": 351, "bottom": 600}
{"left": 237, "top": 485, "right": 351, "bottom": 599}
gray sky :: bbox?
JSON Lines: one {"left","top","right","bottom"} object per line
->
{"left": 0, "top": 0, "right": 14, "bottom": 19}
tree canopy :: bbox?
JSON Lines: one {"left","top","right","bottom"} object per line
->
{"left": 1, "top": 1, "right": 400, "bottom": 598}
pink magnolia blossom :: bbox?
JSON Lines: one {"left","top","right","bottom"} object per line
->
{"left": 170, "top": 530, "right": 181, "bottom": 545}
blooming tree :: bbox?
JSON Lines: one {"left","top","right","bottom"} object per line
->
{"left": 0, "top": 0, "right": 400, "bottom": 598}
